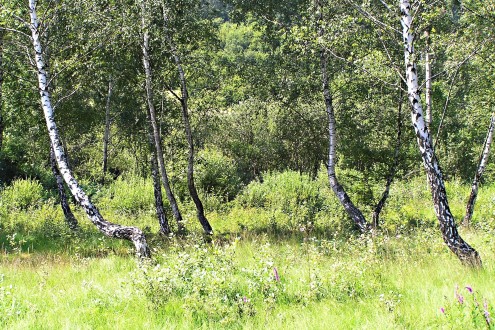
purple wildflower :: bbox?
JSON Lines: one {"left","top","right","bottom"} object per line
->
{"left": 465, "top": 286, "right": 473, "bottom": 293}
{"left": 484, "top": 300, "right": 491, "bottom": 325}
{"left": 440, "top": 307, "right": 445, "bottom": 314}
{"left": 242, "top": 296, "right": 249, "bottom": 303}
{"left": 457, "top": 294, "right": 464, "bottom": 304}
{"left": 273, "top": 267, "right": 280, "bottom": 282}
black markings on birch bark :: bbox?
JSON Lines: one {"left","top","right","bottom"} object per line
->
{"left": 162, "top": 5, "right": 213, "bottom": 235}
{"left": 314, "top": 0, "right": 370, "bottom": 233}
{"left": 463, "top": 113, "right": 495, "bottom": 226}
{"left": 400, "top": 0, "right": 480, "bottom": 266}
{"left": 50, "top": 146, "right": 78, "bottom": 230}
{"left": 141, "top": 4, "right": 184, "bottom": 231}
{"left": 29, "top": 0, "right": 150, "bottom": 258}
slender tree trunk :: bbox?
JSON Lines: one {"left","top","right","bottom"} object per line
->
{"left": 50, "top": 146, "right": 78, "bottom": 230}
{"left": 141, "top": 12, "right": 184, "bottom": 229}
{"left": 424, "top": 27, "right": 432, "bottom": 130}
{"left": 102, "top": 77, "right": 113, "bottom": 180}
{"left": 463, "top": 113, "right": 495, "bottom": 226}
{"left": 145, "top": 103, "right": 172, "bottom": 235}
{"left": 400, "top": 0, "right": 480, "bottom": 266}
{"left": 162, "top": 6, "right": 213, "bottom": 234}
{"left": 315, "top": 0, "right": 370, "bottom": 233}
{"left": 373, "top": 87, "right": 403, "bottom": 228}
{"left": 28, "top": 0, "right": 150, "bottom": 258}
{"left": 0, "top": 30, "right": 4, "bottom": 151}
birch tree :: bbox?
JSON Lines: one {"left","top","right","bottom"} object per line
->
{"left": 400, "top": 0, "right": 480, "bottom": 266}
{"left": 463, "top": 113, "right": 495, "bottom": 226}
{"left": 141, "top": 1, "right": 184, "bottom": 231}
{"left": 161, "top": 3, "right": 213, "bottom": 234}
{"left": 28, "top": 0, "right": 150, "bottom": 257}
{"left": 315, "top": 0, "right": 370, "bottom": 233}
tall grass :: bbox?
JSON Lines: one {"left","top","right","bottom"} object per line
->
{"left": 1, "top": 171, "right": 495, "bottom": 328}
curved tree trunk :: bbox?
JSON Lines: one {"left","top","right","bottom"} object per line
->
{"left": 162, "top": 6, "right": 213, "bottom": 234}
{"left": 50, "top": 146, "right": 78, "bottom": 230}
{"left": 373, "top": 87, "right": 403, "bottom": 228}
{"left": 141, "top": 9, "right": 184, "bottom": 230}
{"left": 400, "top": 0, "right": 480, "bottom": 266}
{"left": 29, "top": 0, "right": 150, "bottom": 258}
{"left": 315, "top": 0, "right": 370, "bottom": 233}
{"left": 463, "top": 113, "right": 495, "bottom": 226}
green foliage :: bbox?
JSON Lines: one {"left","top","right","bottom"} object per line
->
{"left": 195, "top": 147, "right": 243, "bottom": 200}
{"left": 0, "top": 178, "right": 44, "bottom": 211}
{"left": 98, "top": 177, "right": 156, "bottom": 214}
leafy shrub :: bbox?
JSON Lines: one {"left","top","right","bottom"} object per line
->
{"left": 196, "top": 147, "right": 243, "bottom": 201}
{"left": 98, "top": 177, "right": 156, "bottom": 214}
{"left": 235, "top": 171, "right": 325, "bottom": 230}
{"left": 0, "top": 178, "right": 44, "bottom": 211}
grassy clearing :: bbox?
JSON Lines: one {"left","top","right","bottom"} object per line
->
{"left": 1, "top": 172, "right": 495, "bottom": 328}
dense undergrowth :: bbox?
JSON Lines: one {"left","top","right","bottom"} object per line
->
{"left": 1, "top": 170, "right": 495, "bottom": 328}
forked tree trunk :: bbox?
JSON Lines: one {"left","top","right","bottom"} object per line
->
{"left": 28, "top": 0, "right": 150, "bottom": 258}
{"left": 400, "top": 0, "right": 480, "bottom": 266}
{"left": 0, "top": 30, "right": 4, "bottom": 151}
{"left": 102, "top": 77, "right": 113, "bottom": 179}
{"left": 50, "top": 146, "right": 78, "bottom": 230}
{"left": 463, "top": 113, "right": 495, "bottom": 226}
{"left": 162, "top": 6, "right": 213, "bottom": 234}
{"left": 373, "top": 88, "right": 403, "bottom": 228}
{"left": 141, "top": 11, "right": 184, "bottom": 230}
{"left": 424, "top": 27, "right": 432, "bottom": 130}
{"left": 315, "top": 0, "right": 370, "bottom": 233}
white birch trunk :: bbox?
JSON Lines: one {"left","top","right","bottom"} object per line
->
{"left": 28, "top": 0, "right": 150, "bottom": 258}
{"left": 424, "top": 28, "right": 432, "bottom": 130}
{"left": 102, "top": 77, "right": 113, "bottom": 178}
{"left": 463, "top": 113, "right": 495, "bottom": 226}
{"left": 400, "top": 0, "right": 480, "bottom": 266}
{"left": 162, "top": 6, "right": 213, "bottom": 235}
{"left": 141, "top": 10, "right": 184, "bottom": 231}
{"left": 315, "top": 0, "right": 370, "bottom": 233}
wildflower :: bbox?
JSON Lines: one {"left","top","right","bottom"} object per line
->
{"left": 455, "top": 285, "right": 464, "bottom": 304}
{"left": 465, "top": 286, "right": 473, "bottom": 293}
{"left": 273, "top": 267, "right": 280, "bottom": 282}
{"left": 242, "top": 296, "right": 250, "bottom": 303}
{"left": 440, "top": 307, "right": 445, "bottom": 314}
{"left": 484, "top": 300, "right": 491, "bottom": 325}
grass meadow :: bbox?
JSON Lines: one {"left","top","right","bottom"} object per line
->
{"left": 1, "top": 171, "right": 495, "bottom": 329}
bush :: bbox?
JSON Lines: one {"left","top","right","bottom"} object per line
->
{"left": 0, "top": 178, "right": 44, "bottom": 211}
{"left": 196, "top": 147, "right": 243, "bottom": 201}
{"left": 98, "top": 176, "right": 156, "bottom": 214}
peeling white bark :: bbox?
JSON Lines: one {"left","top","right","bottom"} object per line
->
{"left": 401, "top": 0, "right": 480, "bottom": 266}
{"left": 29, "top": 0, "right": 150, "bottom": 258}
{"left": 463, "top": 113, "right": 495, "bottom": 226}
{"left": 424, "top": 28, "right": 432, "bottom": 130}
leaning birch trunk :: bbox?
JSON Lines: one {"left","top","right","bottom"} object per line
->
{"left": 315, "top": 0, "right": 370, "bottom": 233}
{"left": 162, "top": 6, "right": 213, "bottom": 234}
{"left": 0, "top": 30, "right": 4, "bottom": 151}
{"left": 463, "top": 113, "right": 495, "bottom": 226}
{"left": 141, "top": 15, "right": 184, "bottom": 229}
{"left": 145, "top": 106, "right": 172, "bottom": 235}
{"left": 372, "top": 87, "right": 403, "bottom": 228}
{"left": 424, "top": 27, "right": 432, "bottom": 130}
{"left": 28, "top": 0, "right": 150, "bottom": 258}
{"left": 102, "top": 77, "right": 113, "bottom": 180}
{"left": 50, "top": 146, "right": 78, "bottom": 230}
{"left": 400, "top": 0, "right": 480, "bottom": 266}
